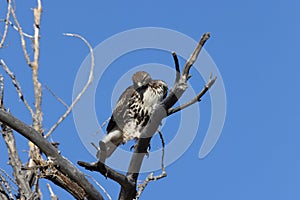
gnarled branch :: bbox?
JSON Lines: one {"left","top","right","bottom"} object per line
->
{"left": 0, "top": 109, "right": 104, "bottom": 200}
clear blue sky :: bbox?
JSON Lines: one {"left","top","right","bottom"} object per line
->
{"left": 0, "top": 0, "right": 299, "bottom": 199}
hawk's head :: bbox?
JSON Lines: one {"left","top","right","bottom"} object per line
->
{"left": 132, "top": 71, "right": 152, "bottom": 89}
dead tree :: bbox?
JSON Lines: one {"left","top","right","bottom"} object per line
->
{"left": 0, "top": 0, "right": 216, "bottom": 199}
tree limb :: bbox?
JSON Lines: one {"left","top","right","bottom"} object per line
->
{"left": 0, "top": 74, "right": 32, "bottom": 199}
{"left": 77, "top": 161, "right": 135, "bottom": 191}
{"left": 0, "top": 60, "right": 34, "bottom": 116}
{"left": 167, "top": 75, "right": 217, "bottom": 116}
{"left": 0, "top": 110, "right": 104, "bottom": 200}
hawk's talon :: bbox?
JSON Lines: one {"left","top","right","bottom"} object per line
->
{"left": 130, "top": 144, "right": 135, "bottom": 151}
{"left": 145, "top": 151, "right": 149, "bottom": 158}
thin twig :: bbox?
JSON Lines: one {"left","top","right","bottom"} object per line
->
{"left": 172, "top": 51, "right": 180, "bottom": 84}
{"left": 85, "top": 174, "right": 112, "bottom": 200}
{"left": 168, "top": 75, "right": 217, "bottom": 115}
{"left": 0, "top": 0, "right": 12, "bottom": 48}
{"left": 46, "top": 184, "right": 58, "bottom": 200}
{"left": 0, "top": 59, "right": 34, "bottom": 116}
{"left": 157, "top": 130, "right": 165, "bottom": 171}
{"left": 0, "top": 19, "right": 33, "bottom": 39}
{"left": 0, "top": 168, "right": 17, "bottom": 187}
{"left": 44, "top": 85, "right": 69, "bottom": 108}
{"left": 9, "top": 7, "right": 31, "bottom": 66}
{"left": 101, "top": 117, "right": 111, "bottom": 128}
{"left": 45, "top": 33, "right": 94, "bottom": 138}
{"left": 182, "top": 32, "right": 210, "bottom": 78}
{"left": 0, "top": 173, "right": 14, "bottom": 200}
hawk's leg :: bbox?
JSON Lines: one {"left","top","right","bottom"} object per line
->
{"left": 97, "top": 130, "right": 123, "bottom": 163}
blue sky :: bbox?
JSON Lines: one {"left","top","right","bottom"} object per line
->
{"left": 0, "top": 0, "right": 300, "bottom": 199}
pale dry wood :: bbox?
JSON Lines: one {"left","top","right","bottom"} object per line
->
{"left": 0, "top": 74, "right": 32, "bottom": 199}
{"left": 0, "top": 0, "right": 12, "bottom": 48}
{"left": 47, "top": 184, "right": 58, "bottom": 200}
{"left": 45, "top": 33, "right": 95, "bottom": 138}
{"left": 0, "top": 59, "right": 34, "bottom": 116}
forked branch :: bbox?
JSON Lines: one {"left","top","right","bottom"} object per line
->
{"left": 168, "top": 74, "right": 217, "bottom": 116}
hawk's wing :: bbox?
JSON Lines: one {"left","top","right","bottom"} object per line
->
{"left": 106, "top": 86, "right": 136, "bottom": 133}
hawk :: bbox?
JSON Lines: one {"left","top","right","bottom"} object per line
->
{"left": 98, "top": 71, "right": 168, "bottom": 163}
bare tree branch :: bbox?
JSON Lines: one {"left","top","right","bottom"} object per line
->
{"left": 168, "top": 75, "right": 217, "bottom": 116}
{"left": 85, "top": 174, "right": 112, "bottom": 200}
{"left": 0, "top": 74, "right": 32, "bottom": 199}
{"left": 78, "top": 161, "right": 135, "bottom": 191}
{"left": 0, "top": 0, "right": 12, "bottom": 49}
{"left": 0, "top": 173, "right": 14, "bottom": 200}
{"left": 46, "top": 184, "right": 58, "bottom": 200}
{"left": 42, "top": 164, "right": 86, "bottom": 200}
{"left": 0, "top": 183, "right": 10, "bottom": 200}
{"left": 44, "top": 85, "right": 69, "bottom": 109}
{"left": 9, "top": 7, "right": 31, "bottom": 66}
{"left": 31, "top": 0, "right": 43, "bottom": 133}
{"left": 172, "top": 51, "right": 180, "bottom": 84}
{"left": 45, "top": 33, "right": 94, "bottom": 138}
{"left": 135, "top": 130, "right": 167, "bottom": 199}
{"left": 0, "top": 109, "right": 104, "bottom": 200}
{"left": 182, "top": 32, "right": 210, "bottom": 77}
{"left": 0, "top": 59, "right": 34, "bottom": 116}
{"left": 0, "top": 19, "right": 33, "bottom": 39}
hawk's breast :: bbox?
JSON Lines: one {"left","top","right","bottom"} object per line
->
{"left": 122, "top": 81, "right": 167, "bottom": 143}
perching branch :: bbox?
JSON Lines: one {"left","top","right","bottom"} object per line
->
{"left": 77, "top": 161, "right": 135, "bottom": 191}
{"left": 45, "top": 33, "right": 94, "bottom": 138}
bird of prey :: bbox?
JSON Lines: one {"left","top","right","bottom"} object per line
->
{"left": 98, "top": 71, "right": 168, "bottom": 163}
